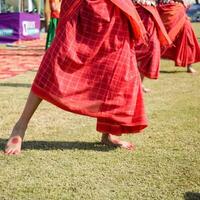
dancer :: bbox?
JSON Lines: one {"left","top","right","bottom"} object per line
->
{"left": 132, "top": 0, "right": 171, "bottom": 92}
{"left": 5, "top": 0, "right": 148, "bottom": 155}
{"left": 45, "top": 0, "right": 61, "bottom": 49}
{"left": 157, "top": 0, "right": 200, "bottom": 73}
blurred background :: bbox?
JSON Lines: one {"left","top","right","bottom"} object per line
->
{"left": 0, "top": 0, "right": 51, "bottom": 34}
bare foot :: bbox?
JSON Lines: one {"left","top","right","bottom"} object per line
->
{"left": 142, "top": 85, "right": 151, "bottom": 93}
{"left": 101, "top": 133, "right": 135, "bottom": 150}
{"left": 4, "top": 123, "right": 26, "bottom": 155}
{"left": 187, "top": 66, "right": 197, "bottom": 74}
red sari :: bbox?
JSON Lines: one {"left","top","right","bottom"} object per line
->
{"left": 157, "top": 2, "right": 200, "bottom": 67}
{"left": 135, "top": 5, "right": 171, "bottom": 79}
{"left": 32, "top": 0, "right": 148, "bottom": 135}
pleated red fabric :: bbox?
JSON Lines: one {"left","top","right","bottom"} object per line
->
{"left": 135, "top": 5, "right": 171, "bottom": 79}
{"left": 158, "top": 3, "right": 200, "bottom": 67}
{"left": 31, "top": 0, "right": 148, "bottom": 135}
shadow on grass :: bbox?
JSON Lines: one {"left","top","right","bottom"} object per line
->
{"left": 160, "top": 70, "right": 185, "bottom": 74}
{"left": 184, "top": 192, "right": 200, "bottom": 200}
{"left": 0, "top": 83, "right": 31, "bottom": 88}
{"left": 0, "top": 138, "right": 116, "bottom": 152}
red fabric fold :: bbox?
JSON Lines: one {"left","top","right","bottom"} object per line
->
{"left": 158, "top": 3, "right": 186, "bottom": 41}
{"left": 135, "top": 5, "right": 171, "bottom": 79}
{"left": 110, "top": 0, "right": 147, "bottom": 41}
{"left": 140, "top": 5, "right": 171, "bottom": 46}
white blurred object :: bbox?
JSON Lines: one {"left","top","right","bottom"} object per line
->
{"left": 28, "top": 0, "right": 33, "bottom": 12}
{"left": 183, "top": 0, "right": 196, "bottom": 6}
{"left": 132, "top": 0, "right": 156, "bottom": 6}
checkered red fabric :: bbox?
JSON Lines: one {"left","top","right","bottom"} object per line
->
{"left": 110, "top": 0, "right": 147, "bottom": 41}
{"left": 158, "top": 3, "right": 200, "bottom": 67}
{"left": 135, "top": 5, "right": 162, "bottom": 79}
{"left": 32, "top": 0, "right": 148, "bottom": 135}
{"left": 139, "top": 5, "right": 171, "bottom": 46}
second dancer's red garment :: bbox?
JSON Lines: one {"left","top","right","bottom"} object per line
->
{"left": 32, "top": 0, "right": 148, "bottom": 135}
{"left": 157, "top": 2, "right": 200, "bottom": 67}
{"left": 134, "top": 4, "right": 171, "bottom": 79}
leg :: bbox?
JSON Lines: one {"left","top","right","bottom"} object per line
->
{"left": 4, "top": 91, "right": 42, "bottom": 155}
{"left": 140, "top": 73, "right": 151, "bottom": 93}
{"left": 187, "top": 64, "right": 196, "bottom": 74}
{"left": 101, "top": 133, "right": 134, "bottom": 150}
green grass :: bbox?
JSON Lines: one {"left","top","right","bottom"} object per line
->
{"left": 0, "top": 23, "right": 200, "bottom": 200}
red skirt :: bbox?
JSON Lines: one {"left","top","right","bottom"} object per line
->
{"left": 32, "top": 0, "right": 148, "bottom": 135}
{"left": 158, "top": 3, "right": 200, "bottom": 67}
{"left": 135, "top": 5, "right": 161, "bottom": 79}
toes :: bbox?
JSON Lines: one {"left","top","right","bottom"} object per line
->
{"left": 13, "top": 150, "right": 20, "bottom": 155}
{"left": 7, "top": 149, "right": 20, "bottom": 155}
{"left": 4, "top": 145, "right": 21, "bottom": 155}
{"left": 4, "top": 146, "right": 11, "bottom": 154}
{"left": 5, "top": 149, "right": 13, "bottom": 155}
{"left": 127, "top": 144, "right": 135, "bottom": 150}
{"left": 121, "top": 142, "right": 135, "bottom": 150}
{"left": 143, "top": 89, "right": 151, "bottom": 93}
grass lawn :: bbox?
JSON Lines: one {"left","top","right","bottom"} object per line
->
{"left": 0, "top": 23, "right": 200, "bottom": 200}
